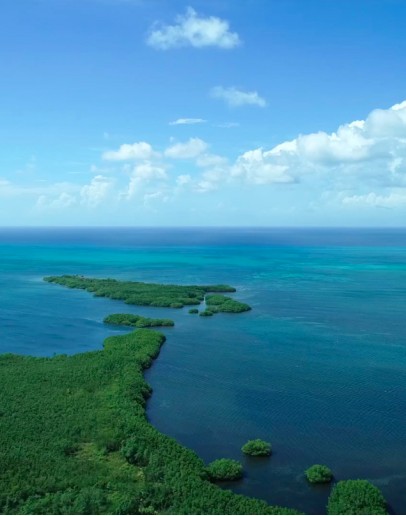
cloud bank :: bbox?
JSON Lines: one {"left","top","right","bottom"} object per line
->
{"left": 9, "top": 100, "right": 406, "bottom": 224}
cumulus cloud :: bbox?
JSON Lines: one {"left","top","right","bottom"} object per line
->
{"left": 125, "top": 162, "right": 167, "bottom": 199}
{"left": 102, "top": 141, "right": 156, "bottom": 161}
{"left": 147, "top": 7, "right": 240, "bottom": 50}
{"left": 211, "top": 86, "right": 267, "bottom": 107}
{"left": 195, "top": 169, "right": 224, "bottom": 193}
{"left": 232, "top": 148, "right": 295, "bottom": 184}
{"left": 232, "top": 100, "right": 406, "bottom": 189}
{"left": 165, "top": 138, "right": 208, "bottom": 159}
{"left": 80, "top": 175, "right": 114, "bottom": 207}
{"left": 36, "top": 192, "right": 76, "bottom": 209}
{"left": 169, "top": 118, "right": 206, "bottom": 125}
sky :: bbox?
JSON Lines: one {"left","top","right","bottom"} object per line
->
{"left": 1, "top": 0, "right": 406, "bottom": 227}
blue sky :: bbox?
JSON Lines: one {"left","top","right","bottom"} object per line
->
{"left": 1, "top": 0, "right": 406, "bottom": 226}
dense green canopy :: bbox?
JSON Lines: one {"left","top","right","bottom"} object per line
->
{"left": 327, "top": 480, "right": 387, "bottom": 515}
{"left": 44, "top": 275, "right": 239, "bottom": 309}
{"left": 0, "top": 299, "right": 293, "bottom": 514}
{"left": 103, "top": 313, "right": 174, "bottom": 328}
{"left": 206, "top": 459, "right": 244, "bottom": 481}
{"left": 241, "top": 439, "right": 272, "bottom": 457}
{"left": 305, "top": 464, "right": 333, "bottom": 484}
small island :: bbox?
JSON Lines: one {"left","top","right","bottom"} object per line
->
{"left": 104, "top": 313, "right": 174, "bottom": 328}
{"left": 241, "top": 439, "right": 272, "bottom": 457}
{"left": 205, "top": 294, "right": 251, "bottom": 313}
{"left": 44, "top": 275, "right": 251, "bottom": 316}
{"left": 199, "top": 309, "right": 215, "bottom": 316}
{"left": 327, "top": 480, "right": 387, "bottom": 515}
{"left": 305, "top": 464, "right": 333, "bottom": 484}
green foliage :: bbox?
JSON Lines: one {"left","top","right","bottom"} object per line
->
{"left": 327, "top": 480, "right": 387, "bottom": 515}
{"left": 200, "top": 309, "right": 214, "bottom": 317}
{"left": 103, "top": 313, "right": 174, "bottom": 328}
{"left": 0, "top": 321, "right": 297, "bottom": 515}
{"left": 305, "top": 464, "right": 332, "bottom": 483}
{"left": 205, "top": 294, "right": 251, "bottom": 313}
{"left": 188, "top": 308, "right": 199, "bottom": 314}
{"left": 241, "top": 439, "right": 272, "bottom": 457}
{"left": 44, "top": 276, "right": 251, "bottom": 316}
{"left": 44, "top": 275, "right": 238, "bottom": 309}
{"left": 206, "top": 459, "right": 244, "bottom": 481}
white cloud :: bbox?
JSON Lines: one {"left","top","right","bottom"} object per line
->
{"left": 195, "top": 169, "right": 224, "bottom": 192}
{"left": 125, "top": 162, "right": 167, "bottom": 199}
{"left": 169, "top": 118, "right": 206, "bottom": 125}
{"left": 165, "top": 138, "right": 208, "bottom": 159}
{"left": 234, "top": 99, "right": 406, "bottom": 189}
{"left": 102, "top": 141, "right": 156, "bottom": 161}
{"left": 342, "top": 191, "right": 406, "bottom": 209}
{"left": 232, "top": 148, "right": 295, "bottom": 184}
{"left": 211, "top": 86, "right": 267, "bottom": 108}
{"left": 196, "top": 180, "right": 217, "bottom": 193}
{"left": 143, "top": 191, "right": 169, "bottom": 207}
{"left": 36, "top": 192, "right": 76, "bottom": 209}
{"left": 80, "top": 175, "right": 114, "bottom": 207}
{"left": 147, "top": 7, "right": 240, "bottom": 50}
{"left": 134, "top": 162, "right": 167, "bottom": 180}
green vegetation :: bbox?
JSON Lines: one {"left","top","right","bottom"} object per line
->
{"left": 205, "top": 294, "right": 251, "bottom": 313}
{"left": 0, "top": 325, "right": 296, "bottom": 515}
{"left": 206, "top": 459, "right": 244, "bottom": 481}
{"left": 44, "top": 275, "right": 238, "bottom": 309}
{"left": 200, "top": 309, "right": 215, "bottom": 317}
{"left": 103, "top": 313, "right": 174, "bottom": 328}
{"left": 188, "top": 308, "right": 199, "bottom": 314}
{"left": 44, "top": 276, "right": 251, "bottom": 316}
{"left": 327, "top": 480, "right": 387, "bottom": 515}
{"left": 305, "top": 464, "right": 333, "bottom": 484}
{"left": 241, "top": 439, "right": 272, "bottom": 457}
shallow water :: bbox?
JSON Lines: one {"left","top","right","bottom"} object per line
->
{"left": 1, "top": 227, "right": 406, "bottom": 514}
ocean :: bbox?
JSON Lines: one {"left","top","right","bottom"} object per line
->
{"left": 1, "top": 227, "right": 406, "bottom": 514}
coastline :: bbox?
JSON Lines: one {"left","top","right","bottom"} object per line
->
{"left": 0, "top": 276, "right": 296, "bottom": 515}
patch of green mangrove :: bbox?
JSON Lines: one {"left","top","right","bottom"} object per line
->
{"left": 327, "top": 480, "right": 387, "bottom": 515}
{"left": 199, "top": 309, "right": 215, "bottom": 317}
{"left": 241, "top": 439, "right": 272, "bottom": 457}
{"left": 0, "top": 328, "right": 296, "bottom": 515}
{"left": 188, "top": 308, "right": 199, "bottom": 314}
{"left": 305, "top": 464, "right": 333, "bottom": 484}
{"left": 205, "top": 294, "right": 251, "bottom": 313}
{"left": 44, "top": 275, "right": 239, "bottom": 310}
{"left": 103, "top": 313, "right": 174, "bottom": 328}
{"left": 206, "top": 459, "right": 244, "bottom": 481}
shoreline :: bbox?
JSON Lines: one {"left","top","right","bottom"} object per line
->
{"left": 0, "top": 276, "right": 295, "bottom": 515}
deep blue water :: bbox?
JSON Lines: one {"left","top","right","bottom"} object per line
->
{"left": 1, "top": 227, "right": 406, "bottom": 514}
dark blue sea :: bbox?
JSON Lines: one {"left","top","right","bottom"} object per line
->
{"left": 1, "top": 227, "right": 406, "bottom": 514}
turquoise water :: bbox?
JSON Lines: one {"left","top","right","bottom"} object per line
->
{"left": 1, "top": 227, "right": 406, "bottom": 514}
